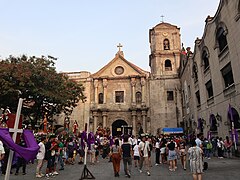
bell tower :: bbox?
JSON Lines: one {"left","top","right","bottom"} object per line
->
{"left": 149, "top": 22, "right": 181, "bottom": 78}
{"left": 148, "top": 22, "right": 183, "bottom": 134}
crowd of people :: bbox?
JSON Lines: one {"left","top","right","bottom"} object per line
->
{"left": 0, "top": 127, "right": 235, "bottom": 180}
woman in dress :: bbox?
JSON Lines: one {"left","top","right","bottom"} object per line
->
{"left": 167, "top": 138, "right": 177, "bottom": 171}
{"left": 188, "top": 140, "right": 203, "bottom": 180}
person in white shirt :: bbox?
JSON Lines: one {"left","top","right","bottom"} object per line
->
{"left": 195, "top": 134, "right": 202, "bottom": 148}
{"left": 133, "top": 141, "right": 140, "bottom": 168}
{"left": 138, "top": 135, "right": 151, "bottom": 176}
{"left": 0, "top": 140, "right": 5, "bottom": 170}
{"left": 36, "top": 137, "right": 46, "bottom": 178}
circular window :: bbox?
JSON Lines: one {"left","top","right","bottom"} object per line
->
{"left": 114, "top": 66, "right": 124, "bottom": 75}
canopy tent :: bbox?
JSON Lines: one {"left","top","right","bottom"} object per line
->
{"left": 162, "top": 127, "right": 183, "bottom": 135}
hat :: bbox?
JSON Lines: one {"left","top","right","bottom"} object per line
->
{"left": 140, "top": 133, "right": 146, "bottom": 137}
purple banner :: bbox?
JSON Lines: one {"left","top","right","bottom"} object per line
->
{"left": 0, "top": 128, "right": 39, "bottom": 162}
{"left": 87, "top": 132, "right": 95, "bottom": 150}
{"left": 81, "top": 131, "right": 87, "bottom": 149}
{"left": 109, "top": 136, "right": 114, "bottom": 146}
{"left": 228, "top": 104, "right": 234, "bottom": 122}
{"left": 234, "top": 129, "right": 238, "bottom": 144}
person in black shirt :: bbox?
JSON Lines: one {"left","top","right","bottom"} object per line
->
{"left": 167, "top": 138, "right": 177, "bottom": 171}
{"left": 44, "top": 135, "right": 57, "bottom": 178}
{"left": 121, "top": 135, "right": 132, "bottom": 178}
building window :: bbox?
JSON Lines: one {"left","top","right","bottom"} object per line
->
{"left": 163, "top": 39, "right": 170, "bottom": 50}
{"left": 205, "top": 80, "right": 213, "bottom": 98}
{"left": 195, "top": 91, "right": 201, "bottom": 106}
{"left": 210, "top": 114, "right": 218, "bottom": 132}
{"left": 136, "top": 92, "right": 142, "bottom": 104}
{"left": 216, "top": 27, "right": 228, "bottom": 52}
{"left": 167, "top": 91, "right": 174, "bottom": 101}
{"left": 165, "top": 59, "right": 172, "bottom": 71}
{"left": 192, "top": 63, "right": 198, "bottom": 82}
{"left": 98, "top": 93, "right": 103, "bottom": 104}
{"left": 221, "top": 63, "right": 234, "bottom": 88}
{"left": 202, "top": 50, "right": 210, "bottom": 71}
{"left": 115, "top": 91, "right": 124, "bottom": 103}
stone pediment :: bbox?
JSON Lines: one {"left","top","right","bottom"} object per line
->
{"left": 91, "top": 52, "right": 149, "bottom": 79}
{"left": 153, "top": 22, "right": 179, "bottom": 30}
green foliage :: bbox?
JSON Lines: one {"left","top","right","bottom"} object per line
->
{"left": 0, "top": 55, "right": 85, "bottom": 127}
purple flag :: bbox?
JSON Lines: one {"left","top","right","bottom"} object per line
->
{"left": 228, "top": 104, "right": 234, "bottom": 122}
{"left": 87, "top": 132, "right": 95, "bottom": 149}
{"left": 81, "top": 131, "right": 87, "bottom": 149}
{"left": 234, "top": 129, "right": 238, "bottom": 144}
{"left": 0, "top": 128, "right": 39, "bottom": 162}
{"left": 109, "top": 136, "right": 114, "bottom": 146}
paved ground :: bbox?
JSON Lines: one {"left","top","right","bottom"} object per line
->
{"left": 1, "top": 154, "right": 240, "bottom": 180}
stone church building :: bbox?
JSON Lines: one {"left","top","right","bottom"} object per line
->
{"left": 59, "top": 22, "right": 183, "bottom": 136}
{"left": 58, "top": 0, "right": 240, "bottom": 140}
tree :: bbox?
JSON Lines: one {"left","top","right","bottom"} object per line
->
{"left": 0, "top": 55, "right": 85, "bottom": 128}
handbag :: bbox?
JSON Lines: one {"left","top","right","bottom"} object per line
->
{"left": 51, "top": 150, "right": 56, "bottom": 156}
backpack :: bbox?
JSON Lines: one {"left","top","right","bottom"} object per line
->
{"left": 207, "top": 142, "right": 212, "bottom": 149}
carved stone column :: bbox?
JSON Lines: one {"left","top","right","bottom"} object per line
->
{"left": 93, "top": 111, "right": 98, "bottom": 133}
{"left": 147, "top": 117, "right": 151, "bottom": 134}
{"left": 131, "top": 78, "right": 136, "bottom": 105}
{"left": 94, "top": 79, "right": 98, "bottom": 103}
{"left": 131, "top": 110, "right": 137, "bottom": 136}
{"left": 103, "top": 79, "right": 108, "bottom": 104}
{"left": 102, "top": 111, "right": 108, "bottom": 128}
{"left": 141, "top": 77, "right": 146, "bottom": 106}
{"left": 142, "top": 110, "right": 147, "bottom": 133}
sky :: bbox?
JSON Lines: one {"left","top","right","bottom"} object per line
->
{"left": 0, "top": 0, "right": 220, "bottom": 73}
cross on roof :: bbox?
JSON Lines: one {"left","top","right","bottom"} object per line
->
{"left": 161, "top": 15, "right": 165, "bottom": 23}
{"left": 117, "top": 43, "right": 123, "bottom": 52}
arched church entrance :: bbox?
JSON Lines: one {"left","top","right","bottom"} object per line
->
{"left": 112, "top": 120, "right": 132, "bottom": 137}
{"left": 228, "top": 107, "right": 240, "bottom": 129}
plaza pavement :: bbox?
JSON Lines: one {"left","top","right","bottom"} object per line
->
{"left": 2, "top": 154, "right": 240, "bottom": 180}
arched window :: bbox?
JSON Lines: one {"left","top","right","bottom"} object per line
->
{"left": 228, "top": 107, "right": 240, "bottom": 129}
{"left": 216, "top": 27, "right": 228, "bottom": 52}
{"left": 192, "top": 63, "right": 198, "bottom": 82}
{"left": 202, "top": 50, "right": 210, "bottom": 71}
{"left": 136, "top": 92, "right": 142, "bottom": 104}
{"left": 210, "top": 114, "right": 217, "bottom": 132}
{"left": 165, "top": 59, "right": 172, "bottom": 71}
{"left": 98, "top": 93, "right": 103, "bottom": 104}
{"left": 163, "top": 39, "right": 170, "bottom": 50}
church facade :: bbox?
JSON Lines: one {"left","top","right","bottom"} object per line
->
{"left": 60, "top": 22, "right": 183, "bottom": 136}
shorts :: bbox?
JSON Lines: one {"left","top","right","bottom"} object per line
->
{"left": 180, "top": 149, "right": 186, "bottom": 156}
{"left": 168, "top": 150, "right": 177, "bottom": 161}
{"left": 47, "top": 156, "right": 55, "bottom": 168}
{"left": 160, "top": 147, "right": 166, "bottom": 154}
{"left": 78, "top": 149, "right": 85, "bottom": 157}
{"left": 68, "top": 151, "right": 74, "bottom": 158}
{"left": 95, "top": 150, "right": 99, "bottom": 156}
{"left": 134, "top": 156, "right": 140, "bottom": 160}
